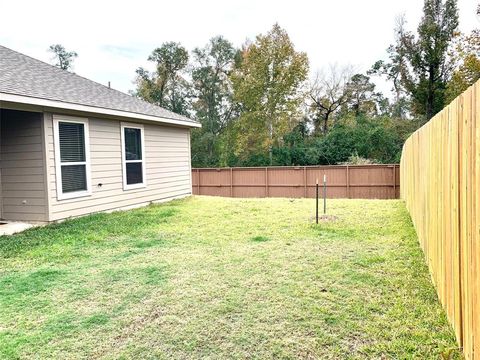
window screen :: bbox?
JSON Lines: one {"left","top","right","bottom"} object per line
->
{"left": 126, "top": 162, "right": 143, "bottom": 185}
{"left": 123, "top": 127, "right": 144, "bottom": 187}
{"left": 124, "top": 128, "right": 142, "bottom": 160}
{"left": 58, "top": 122, "right": 88, "bottom": 193}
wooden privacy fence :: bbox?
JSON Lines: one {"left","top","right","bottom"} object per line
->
{"left": 401, "top": 81, "right": 480, "bottom": 359}
{"left": 192, "top": 165, "right": 400, "bottom": 199}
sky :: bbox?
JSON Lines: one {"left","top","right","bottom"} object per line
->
{"left": 1, "top": 0, "right": 479, "bottom": 95}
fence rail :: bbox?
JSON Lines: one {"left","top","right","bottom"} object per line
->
{"left": 192, "top": 164, "right": 400, "bottom": 199}
{"left": 401, "top": 81, "right": 480, "bottom": 359}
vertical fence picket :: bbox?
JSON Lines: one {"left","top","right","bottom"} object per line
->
{"left": 304, "top": 166, "right": 307, "bottom": 198}
{"left": 197, "top": 169, "right": 201, "bottom": 195}
{"left": 265, "top": 167, "right": 268, "bottom": 197}
{"left": 392, "top": 165, "right": 395, "bottom": 199}
{"left": 346, "top": 165, "right": 350, "bottom": 199}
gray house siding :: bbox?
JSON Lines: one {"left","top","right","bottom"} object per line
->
{"left": 0, "top": 110, "right": 48, "bottom": 222}
{"left": 44, "top": 113, "right": 192, "bottom": 222}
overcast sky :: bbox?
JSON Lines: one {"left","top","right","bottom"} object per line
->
{"left": 1, "top": 0, "right": 478, "bottom": 95}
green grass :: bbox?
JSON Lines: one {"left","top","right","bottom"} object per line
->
{"left": 0, "top": 196, "right": 459, "bottom": 359}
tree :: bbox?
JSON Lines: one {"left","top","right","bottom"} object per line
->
{"left": 190, "top": 36, "right": 237, "bottom": 167}
{"left": 311, "top": 117, "right": 404, "bottom": 165}
{"left": 230, "top": 24, "right": 309, "bottom": 164}
{"left": 344, "top": 74, "right": 384, "bottom": 117}
{"left": 374, "top": 0, "right": 459, "bottom": 121}
{"left": 407, "top": 0, "right": 459, "bottom": 120}
{"left": 446, "top": 30, "right": 480, "bottom": 102}
{"left": 369, "top": 16, "right": 410, "bottom": 119}
{"left": 309, "top": 65, "right": 352, "bottom": 134}
{"left": 134, "top": 42, "right": 190, "bottom": 115}
{"left": 48, "top": 44, "right": 78, "bottom": 71}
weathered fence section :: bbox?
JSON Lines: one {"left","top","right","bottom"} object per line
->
{"left": 400, "top": 82, "right": 480, "bottom": 359}
{"left": 192, "top": 165, "right": 400, "bottom": 199}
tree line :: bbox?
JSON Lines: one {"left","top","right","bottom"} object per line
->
{"left": 50, "top": 0, "right": 480, "bottom": 167}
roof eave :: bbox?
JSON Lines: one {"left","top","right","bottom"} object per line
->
{"left": 0, "top": 92, "right": 202, "bottom": 128}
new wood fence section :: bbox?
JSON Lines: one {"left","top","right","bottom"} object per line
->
{"left": 192, "top": 165, "right": 400, "bottom": 199}
{"left": 401, "top": 81, "right": 480, "bottom": 359}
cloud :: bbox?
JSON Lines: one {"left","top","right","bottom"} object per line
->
{"left": 100, "top": 45, "right": 143, "bottom": 59}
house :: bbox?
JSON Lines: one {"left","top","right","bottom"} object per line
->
{"left": 0, "top": 45, "right": 200, "bottom": 223}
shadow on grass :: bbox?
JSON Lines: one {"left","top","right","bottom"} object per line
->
{"left": 0, "top": 204, "right": 178, "bottom": 259}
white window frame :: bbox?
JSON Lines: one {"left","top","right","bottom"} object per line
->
{"left": 121, "top": 122, "right": 147, "bottom": 190}
{"left": 53, "top": 115, "right": 92, "bottom": 200}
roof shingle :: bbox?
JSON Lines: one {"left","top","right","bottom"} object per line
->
{"left": 0, "top": 45, "right": 198, "bottom": 125}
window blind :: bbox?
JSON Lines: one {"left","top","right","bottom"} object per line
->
{"left": 59, "top": 122, "right": 85, "bottom": 162}
{"left": 59, "top": 122, "right": 88, "bottom": 193}
{"left": 61, "top": 164, "right": 87, "bottom": 193}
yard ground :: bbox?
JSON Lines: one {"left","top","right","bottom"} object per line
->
{"left": 0, "top": 196, "right": 458, "bottom": 359}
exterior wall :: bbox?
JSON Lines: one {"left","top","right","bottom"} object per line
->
{"left": 44, "top": 113, "right": 193, "bottom": 221}
{"left": 0, "top": 110, "right": 48, "bottom": 222}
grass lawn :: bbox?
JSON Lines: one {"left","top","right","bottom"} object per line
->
{"left": 0, "top": 196, "right": 459, "bottom": 359}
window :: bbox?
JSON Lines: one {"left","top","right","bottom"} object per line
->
{"left": 121, "top": 123, "right": 146, "bottom": 189}
{"left": 53, "top": 116, "right": 91, "bottom": 200}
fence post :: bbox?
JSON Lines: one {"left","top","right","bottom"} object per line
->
{"left": 346, "top": 165, "right": 350, "bottom": 199}
{"left": 230, "top": 167, "right": 233, "bottom": 198}
{"left": 265, "top": 167, "right": 269, "bottom": 197}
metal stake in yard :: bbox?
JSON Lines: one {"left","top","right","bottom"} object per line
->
{"left": 315, "top": 178, "right": 319, "bottom": 224}
{"left": 323, "top": 174, "right": 327, "bottom": 215}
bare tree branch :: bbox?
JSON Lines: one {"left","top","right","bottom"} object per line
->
{"left": 308, "top": 64, "right": 353, "bottom": 134}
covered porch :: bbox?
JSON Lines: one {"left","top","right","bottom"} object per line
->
{"left": 0, "top": 108, "right": 48, "bottom": 225}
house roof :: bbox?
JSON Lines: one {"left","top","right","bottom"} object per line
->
{"left": 0, "top": 45, "right": 200, "bottom": 127}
